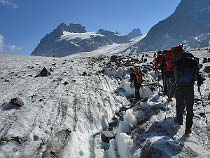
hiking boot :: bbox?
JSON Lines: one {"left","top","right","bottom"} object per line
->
{"left": 167, "top": 98, "right": 172, "bottom": 102}
{"left": 185, "top": 128, "right": 192, "bottom": 135}
{"left": 174, "top": 118, "right": 183, "bottom": 125}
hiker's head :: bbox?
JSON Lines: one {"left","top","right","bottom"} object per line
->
{"left": 157, "top": 51, "right": 162, "bottom": 55}
{"left": 130, "top": 67, "right": 134, "bottom": 72}
{"left": 134, "top": 65, "right": 141, "bottom": 70}
{"left": 171, "top": 44, "right": 184, "bottom": 60}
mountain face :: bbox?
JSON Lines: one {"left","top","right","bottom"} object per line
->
{"left": 31, "top": 23, "right": 140, "bottom": 57}
{"left": 132, "top": 0, "right": 210, "bottom": 52}
{"left": 97, "top": 29, "right": 129, "bottom": 44}
{"left": 127, "top": 28, "right": 142, "bottom": 39}
{"left": 31, "top": 23, "right": 109, "bottom": 57}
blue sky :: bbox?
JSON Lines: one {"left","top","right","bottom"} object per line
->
{"left": 0, "top": 0, "right": 180, "bottom": 54}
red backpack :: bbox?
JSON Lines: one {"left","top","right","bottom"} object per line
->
{"left": 171, "top": 44, "right": 184, "bottom": 61}
{"left": 165, "top": 50, "right": 174, "bottom": 72}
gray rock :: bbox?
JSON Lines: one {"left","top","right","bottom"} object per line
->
{"left": 101, "top": 131, "right": 116, "bottom": 143}
{"left": 36, "top": 67, "right": 51, "bottom": 77}
{"left": 203, "top": 58, "right": 208, "bottom": 63}
{"left": 140, "top": 137, "right": 180, "bottom": 158}
{"left": 10, "top": 97, "right": 24, "bottom": 107}
{"left": 204, "top": 66, "right": 210, "bottom": 73}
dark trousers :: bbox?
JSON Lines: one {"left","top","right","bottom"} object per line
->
{"left": 175, "top": 86, "right": 194, "bottom": 129}
{"left": 166, "top": 72, "right": 175, "bottom": 98}
{"left": 161, "top": 71, "right": 167, "bottom": 94}
{"left": 134, "top": 83, "right": 141, "bottom": 101}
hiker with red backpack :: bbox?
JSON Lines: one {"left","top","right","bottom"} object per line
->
{"left": 164, "top": 49, "right": 175, "bottom": 101}
{"left": 153, "top": 51, "right": 167, "bottom": 95}
{"left": 130, "top": 66, "right": 144, "bottom": 101}
{"left": 172, "top": 45, "right": 204, "bottom": 134}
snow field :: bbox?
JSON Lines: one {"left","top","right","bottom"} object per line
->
{"left": 0, "top": 49, "right": 210, "bottom": 158}
{"left": 60, "top": 31, "right": 104, "bottom": 41}
{"left": 0, "top": 54, "right": 130, "bottom": 158}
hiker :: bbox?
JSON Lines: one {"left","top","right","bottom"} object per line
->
{"left": 172, "top": 45, "right": 204, "bottom": 134}
{"left": 164, "top": 50, "right": 175, "bottom": 101}
{"left": 153, "top": 51, "right": 167, "bottom": 94}
{"left": 130, "top": 66, "right": 144, "bottom": 101}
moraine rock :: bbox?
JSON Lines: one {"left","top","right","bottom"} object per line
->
{"left": 10, "top": 97, "right": 24, "bottom": 107}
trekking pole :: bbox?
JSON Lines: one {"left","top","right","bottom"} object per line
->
{"left": 198, "top": 86, "right": 208, "bottom": 124}
{"left": 165, "top": 78, "right": 175, "bottom": 120}
{"left": 156, "top": 71, "right": 161, "bottom": 94}
{"left": 156, "top": 70, "right": 164, "bottom": 102}
{"left": 164, "top": 101, "right": 169, "bottom": 120}
{"left": 164, "top": 82, "right": 171, "bottom": 120}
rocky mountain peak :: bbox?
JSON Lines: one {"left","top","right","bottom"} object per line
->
{"left": 127, "top": 28, "right": 142, "bottom": 39}
{"left": 132, "top": 0, "right": 210, "bottom": 52}
{"left": 56, "top": 23, "right": 86, "bottom": 33}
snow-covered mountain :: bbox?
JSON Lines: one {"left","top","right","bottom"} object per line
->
{"left": 31, "top": 23, "right": 142, "bottom": 57}
{"left": 130, "top": 0, "right": 210, "bottom": 52}
{"left": 1, "top": 47, "right": 210, "bottom": 158}
{"left": 127, "top": 28, "right": 142, "bottom": 40}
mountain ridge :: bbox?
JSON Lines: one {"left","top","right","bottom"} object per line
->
{"left": 31, "top": 23, "right": 142, "bottom": 57}
{"left": 129, "top": 0, "right": 210, "bottom": 52}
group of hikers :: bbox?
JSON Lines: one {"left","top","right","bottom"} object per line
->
{"left": 129, "top": 44, "right": 205, "bottom": 135}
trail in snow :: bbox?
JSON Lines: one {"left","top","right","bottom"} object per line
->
{"left": 102, "top": 50, "right": 210, "bottom": 158}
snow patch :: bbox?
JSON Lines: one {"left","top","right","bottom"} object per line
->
{"left": 60, "top": 31, "right": 104, "bottom": 41}
{"left": 117, "top": 133, "right": 133, "bottom": 158}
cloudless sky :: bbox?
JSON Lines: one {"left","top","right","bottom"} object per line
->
{"left": 0, "top": 0, "right": 181, "bottom": 54}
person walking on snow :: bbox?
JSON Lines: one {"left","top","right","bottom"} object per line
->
{"left": 130, "top": 66, "right": 144, "bottom": 101}
{"left": 153, "top": 51, "right": 167, "bottom": 95}
{"left": 164, "top": 49, "right": 175, "bottom": 101}
{"left": 172, "top": 45, "right": 204, "bottom": 134}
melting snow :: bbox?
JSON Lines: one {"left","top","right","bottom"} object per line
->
{"left": 0, "top": 49, "right": 210, "bottom": 158}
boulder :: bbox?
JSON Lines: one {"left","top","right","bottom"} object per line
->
{"left": 203, "top": 58, "right": 208, "bottom": 63}
{"left": 101, "top": 131, "right": 116, "bottom": 143}
{"left": 204, "top": 66, "right": 210, "bottom": 73}
{"left": 36, "top": 67, "right": 51, "bottom": 77}
{"left": 110, "top": 55, "right": 118, "bottom": 62}
{"left": 10, "top": 97, "right": 24, "bottom": 107}
{"left": 63, "top": 81, "right": 69, "bottom": 85}
{"left": 140, "top": 136, "right": 180, "bottom": 158}
{"left": 143, "top": 58, "right": 148, "bottom": 63}
{"left": 82, "top": 72, "right": 88, "bottom": 76}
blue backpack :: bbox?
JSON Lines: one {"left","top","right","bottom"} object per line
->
{"left": 175, "top": 53, "right": 198, "bottom": 84}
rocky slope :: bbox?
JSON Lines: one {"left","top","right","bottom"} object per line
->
{"left": 130, "top": 0, "right": 210, "bottom": 52}
{"left": 127, "top": 28, "right": 142, "bottom": 40}
{"left": 1, "top": 48, "right": 210, "bottom": 158}
{"left": 31, "top": 23, "right": 142, "bottom": 57}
